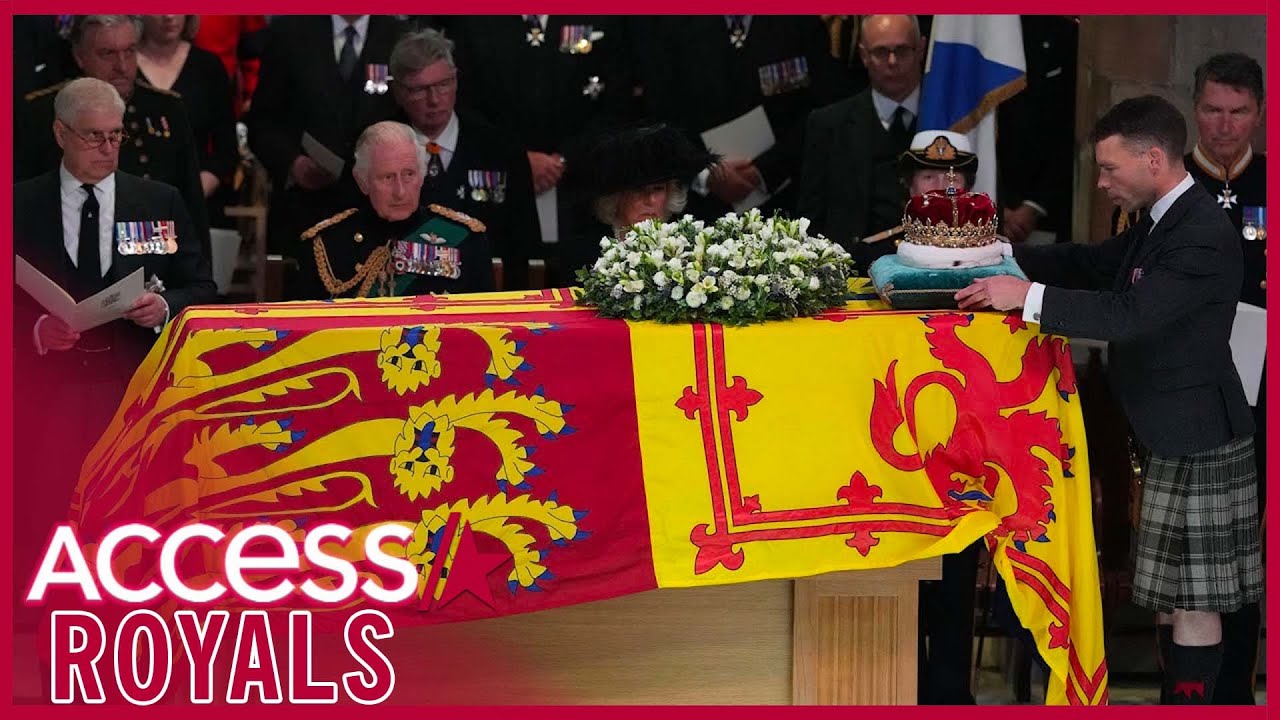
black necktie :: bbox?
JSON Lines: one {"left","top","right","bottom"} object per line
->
{"left": 889, "top": 105, "right": 913, "bottom": 148}
{"left": 79, "top": 183, "right": 101, "bottom": 288}
{"left": 338, "top": 25, "right": 358, "bottom": 81}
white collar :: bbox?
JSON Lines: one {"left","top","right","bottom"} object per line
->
{"left": 1191, "top": 143, "right": 1254, "bottom": 182}
{"left": 59, "top": 163, "right": 115, "bottom": 197}
{"left": 332, "top": 15, "right": 370, "bottom": 40}
{"left": 419, "top": 112, "right": 460, "bottom": 153}
{"left": 1149, "top": 172, "right": 1196, "bottom": 231}
{"left": 872, "top": 86, "right": 920, "bottom": 125}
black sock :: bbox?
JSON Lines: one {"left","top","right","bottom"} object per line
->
{"left": 1164, "top": 642, "right": 1223, "bottom": 704}
{"left": 1156, "top": 625, "right": 1174, "bottom": 704}
{"left": 1213, "top": 603, "right": 1261, "bottom": 704}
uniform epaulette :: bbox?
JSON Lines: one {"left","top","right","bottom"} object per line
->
{"left": 429, "top": 204, "right": 487, "bottom": 233}
{"left": 24, "top": 80, "right": 69, "bottom": 102}
{"left": 301, "top": 208, "right": 358, "bottom": 241}
{"left": 136, "top": 80, "right": 183, "bottom": 99}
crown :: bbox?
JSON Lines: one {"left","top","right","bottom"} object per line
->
{"left": 901, "top": 189, "right": 998, "bottom": 249}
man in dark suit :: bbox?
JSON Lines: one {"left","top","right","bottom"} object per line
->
{"left": 797, "top": 14, "right": 925, "bottom": 273}
{"left": 16, "top": 15, "right": 211, "bottom": 264}
{"left": 246, "top": 15, "right": 409, "bottom": 270}
{"left": 12, "top": 77, "right": 216, "bottom": 614}
{"left": 448, "top": 15, "right": 638, "bottom": 287}
{"left": 957, "top": 95, "right": 1261, "bottom": 705}
{"left": 389, "top": 28, "right": 538, "bottom": 291}
{"left": 643, "top": 15, "right": 846, "bottom": 221}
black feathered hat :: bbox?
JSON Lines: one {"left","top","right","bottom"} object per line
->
{"left": 567, "top": 123, "right": 718, "bottom": 199}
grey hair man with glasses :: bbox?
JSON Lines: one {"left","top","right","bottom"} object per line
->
{"left": 16, "top": 15, "right": 212, "bottom": 265}
{"left": 12, "top": 77, "right": 215, "bottom": 610}
{"left": 388, "top": 28, "right": 538, "bottom": 291}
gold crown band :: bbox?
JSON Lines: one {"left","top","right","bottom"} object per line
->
{"left": 901, "top": 218, "right": 998, "bottom": 249}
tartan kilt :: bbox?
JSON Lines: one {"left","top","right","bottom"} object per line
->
{"left": 1131, "top": 435, "right": 1264, "bottom": 613}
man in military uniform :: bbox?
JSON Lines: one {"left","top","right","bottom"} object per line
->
{"left": 247, "top": 15, "right": 411, "bottom": 276}
{"left": 297, "top": 121, "right": 493, "bottom": 300}
{"left": 389, "top": 28, "right": 539, "bottom": 291}
{"left": 16, "top": 15, "right": 211, "bottom": 263}
{"left": 1182, "top": 52, "right": 1265, "bottom": 706}
{"left": 448, "top": 15, "right": 639, "bottom": 287}
{"left": 644, "top": 15, "right": 846, "bottom": 222}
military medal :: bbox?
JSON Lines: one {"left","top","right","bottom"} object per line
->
{"left": 145, "top": 118, "right": 157, "bottom": 136}
{"left": 1243, "top": 206, "right": 1266, "bottom": 241}
{"left": 365, "top": 64, "right": 390, "bottom": 94}
{"left": 561, "top": 25, "right": 593, "bottom": 54}
{"left": 729, "top": 24, "right": 746, "bottom": 49}
{"left": 1217, "top": 185, "right": 1238, "bottom": 210}
{"left": 582, "top": 75, "right": 604, "bottom": 99}
{"left": 115, "top": 222, "right": 137, "bottom": 255}
{"left": 526, "top": 26, "right": 544, "bottom": 47}
{"left": 160, "top": 116, "right": 171, "bottom": 138}
{"left": 456, "top": 185, "right": 466, "bottom": 199}
{"left": 159, "top": 220, "right": 178, "bottom": 254}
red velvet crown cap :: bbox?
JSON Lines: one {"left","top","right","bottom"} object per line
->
{"left": 902, "top": 189, "right": 997, "bottom": 228}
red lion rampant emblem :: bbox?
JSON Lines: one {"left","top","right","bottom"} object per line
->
{"left": 867, "top": 313, "right": 1077, "bottom": 543}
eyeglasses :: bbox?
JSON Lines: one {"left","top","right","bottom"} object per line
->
{"left": 397, "top": 75, "right": 457, "bottom": 100}
{"left": 865, "top": 44, "right": 918, "bottom": 63}
{"left": 64, "top": 124, "right": 129, "bottom": 148}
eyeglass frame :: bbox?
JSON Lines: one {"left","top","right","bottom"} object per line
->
{"left": 58, "top": 120, "right": 129, "bottom": 149}
{"left": 394, "top": 73, "right": 459, "bottom": 100}
{"left": 862, "top": 43, "right": 920, "bottom": 64}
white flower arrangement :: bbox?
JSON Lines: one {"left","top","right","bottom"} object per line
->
{"left": 576, "top": 209, "right": 853, "bottom": 324}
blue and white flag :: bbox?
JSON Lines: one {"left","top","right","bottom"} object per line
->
{"left": 918, "top": 16, "right": 1027, "bottom": 201}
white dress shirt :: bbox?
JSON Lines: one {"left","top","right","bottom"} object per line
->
{"left": 871, "top": 87, "right": 920, "bottom": 132}
{"left": 332, "top": 15, "right": 370, "bottom": 62}
{"left": 1023, "top": 172, "right": 1196, "bottom": 324}
{"left": 60, "top": 164, "right": 115, "bottom": 275}
{"left": 417, "top": 112, "right": 460, "bottom": 172}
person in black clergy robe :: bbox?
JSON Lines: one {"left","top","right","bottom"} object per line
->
{"left": 448, "top": 15, "right": 639, "bottom": 286}
{"left": 389, "top": 28, "right": 539, "bottom": 291}
{"left": 12, "top": 78, "right": 216, "bottom": 621}
{"left": 296, "top": 121, "right": 493, "bottom": 301}
{"left": 246, "top": 15, "right": 409, "bottom": 273}
{"left": 16, "top": 15, "right": 212, "bottom": 264}
{"left": 640, "top": 15, "right": 847, "bottom": 222}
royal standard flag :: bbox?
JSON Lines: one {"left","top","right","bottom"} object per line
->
{"left": 70, "top": 283, "right": 1106, "bottom": 704}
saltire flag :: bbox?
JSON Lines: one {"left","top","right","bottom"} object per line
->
{"left": 918, "top": 15, "right": 1028, "bottom": 202}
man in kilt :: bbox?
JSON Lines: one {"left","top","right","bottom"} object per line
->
{"left": 954, "top": 95, "right": 1262, "bottom": 704}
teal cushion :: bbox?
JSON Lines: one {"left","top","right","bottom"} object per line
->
{"left": 867, "top": 254, "right": 1028, "bottom": 310}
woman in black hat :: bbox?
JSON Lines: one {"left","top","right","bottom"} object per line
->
{"left": 561, "top": 123, "right": 716, "bottom": 279}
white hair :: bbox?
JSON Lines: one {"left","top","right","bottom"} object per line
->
{"left": 594, "top": 181, "right": 689, "bottom": 228}
{"left": 54, "top": 77, "right": 126, "bottom": 125}
{"left": 352, "top": 121, "right": 428, "bottom": 182}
